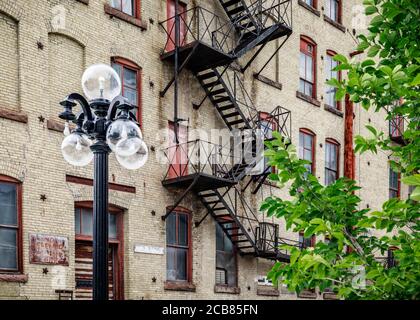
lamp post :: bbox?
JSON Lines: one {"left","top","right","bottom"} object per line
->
{"left": 58, "top": 64, "right": 148, "bottom": 300}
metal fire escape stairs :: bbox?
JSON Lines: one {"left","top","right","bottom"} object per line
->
{"left": 159, "top": 1, "right": 294, "bottom": 261}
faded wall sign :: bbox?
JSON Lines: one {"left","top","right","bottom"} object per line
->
{"left": 29, "top": 234, "right": 69, "bottom": 266}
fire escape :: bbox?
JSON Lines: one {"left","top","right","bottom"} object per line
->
{"left": 159, "top": 0, "right": 298, "bottom": 261}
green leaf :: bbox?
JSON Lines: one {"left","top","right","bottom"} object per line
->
{"left": 411, "top": 73, "right": 420, "bottom": 86}
{"left": 365, "top": 125, "right": 377, "bottom": 136}
{"left": 367, "top": 45, "right": 380, "bottom": 57}
{"left": 402, "top": 174, "right": 420, "bottom": 186}
{"left": 365, "top": 6, "right": 378, "bottom": 15}
{"left": 333, "top": 54, "right": 348, "bottom": 64}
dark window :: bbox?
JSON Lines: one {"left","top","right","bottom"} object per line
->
{"left": 389, "top": 168, "right": 400, "bottom": 199}
{"left": 74, "top": 207, "right": 119, "bottom": 240}
{"left": 299, "top": 232, "right": 315, "bottom": 249}
{"left": 325, "top": 50, "right": 341, "bottom": 110}
{"left": 110, "top": 0, "right": 139, "bottom": 17}
{"left": 260, "top": 112, "right": 277, "bottom": 173}
{"left": 325, "top": 139, "right": 340, "bottom": 185}
{"left": 299, "top": 37, "right": 317, "bottom": 98}
{"left": 216, "top": 223, "right": 237, "bottom": 287}
{"left": 387, "top": 248, "right": 398, "bottom": 268}
{"left": 326, "top": 0, "right": 341, "bottom": 23}
{"left": 112, "top": 57, "right": 142, "bottom": 125}
{"left": 0, "top": 176, "right": 22, "bottom": 273}
{"left": 299, "top": 129, "right": 316, "bottom": 175}
{"left": 166, "top": 211, "right": 191, "bottom": 282}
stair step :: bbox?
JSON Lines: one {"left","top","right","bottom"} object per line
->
{"left": 223, "top": 227, "right": 240, "bottom": 231}
{"left": 233, "top": 239, "right": 250, "bottom": 243}
{"left": 203, "top": 200, "right": 221, "bottom": 205}
{"left": 227, "top": 119, "right": 245, "bottom": 126}
{"left": 213, "top": 207, "right": 227, "bottom": 211}
{"left": 215, "top": 214, "right": 232, "bottom": 219}
{"left": 223, "top": 0, "right": 241, "bottom": 8}
{"left": 203, "top": 80, "right": 221, "bottom": 88}
{"left": 219, "top": 220, "right": 234, "bottom": 224}
{"left": 217, "top": 104, "right": 235, "bottom": 111}
{"left": 213, "top": 96, "right": 231, "bottom": 104}
{"left": 228, "top": 6, "right": 245, "bottom": 16}
{"left": 222, "top": 111, "right": 240, "bottom": 119}
{"left": 237, "top": 246, "right": 254, "bottom": 249}
{"left": 197, "top": 72, "right": 216, "bottom": 81}
{"left": 200, "top": 192, "right": 218, "bottom": 197}
{"left": 209, "top": 89, "right": 226, "bottom": 96}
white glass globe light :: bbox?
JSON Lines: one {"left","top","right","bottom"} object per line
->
{"left": 106, "top": 119, "right": 143, "bottom": 156}
{"left": 81, "top": 64, "right": 121, "bottom": 101}
{"left": 116, "top": 140, "right": 148, "bottom": 170}
{"left": 61, "top": 132, "right": 94, "bottom": 166}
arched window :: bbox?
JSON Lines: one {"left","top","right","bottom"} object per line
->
{"left": 299, "top": 128, "right": 316, "bottom": 175}
{"left": 299, "top": 36, "right": 317, "bottom": 98}
{"left": 111, "top": 57, "right": 142, "bottom": 127}
{"left": 325, "top": 138, "right": 340, "bottom": 185}
{"left": 0, "top": 175, "right": 22, "bottom": 273}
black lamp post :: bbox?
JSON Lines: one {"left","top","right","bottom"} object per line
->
{"left": 58, "top": 64, "right": 148, "bottom": 300}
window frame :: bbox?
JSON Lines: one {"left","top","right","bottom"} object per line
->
{"left": 74, "top": 201, "right": 125, "bottom": 300}
{"left": 166, "top": 207, "right": 192, "bottom": 283}
{"left": 389, "top": 167, "right": 401, "bottom": 199}
{"left": 299, "top": 128, "right": 316, "bottom": 175}
{"left": 325, "top": 138, "right": 340, "bottom": 185}
{"left": 259, "top": 111, "right": 278, "bottom": 174}
{"left": 0, "top": 175, "right": 23, "bottom": 274}
{"left": 326, "top": 0, "right": 342, "bottom": 24}
{"left": 304, "top": 0, "right": 317, "bottom": 9}
{"left": 215, "top": 219, "right": 238, "bottom": 288}
{"left": 111, "top": 57, "right": 142, "bottom": 128}
{"left": 110, "top": 0, "right": 141, "bottom": 18}
{"left": 299, "top": 36, "right": 317, "bottom": 99}
{"left": 325, "top": 50, "right": 342, "bottom": 110}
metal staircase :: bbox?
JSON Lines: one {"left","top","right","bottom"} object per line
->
{"left": 159, "top": 0, "right": 294, "bottom": 261}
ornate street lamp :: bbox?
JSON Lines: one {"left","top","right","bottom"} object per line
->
{"left": 58, "top": 64, "right": 148, "bottom": 300}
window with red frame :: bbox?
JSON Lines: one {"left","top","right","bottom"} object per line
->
{"left": 216, "top": 222, "right": 237, "bottom": 287}
{"left": 110, "top": 0, "right": 140, "bottom": 17}
{"left": 304, "top": 0, "right": 317, "bottom": 8}
{"left": 325, "top": 50, "right": 341, "bottom": 110}
{"left": 112, "top": 58, "right": 142, "bottom": 125}
{"left": 260, "top": 112, "right": 278, "bottom": 174}
{"left": 299, "top": 129, "right": 316, "bottom": 175}
{"left": 166, "top": 210, "right": 191, "bottom": 282}
{"left": 299, "top": 232, "right": 315, "bottom": 249}
{"left": 389, "top": 167, "right": 400, "bottom": 199}
{"left": 325, "top": 139, "right": 340, "bottom": 185}
{"left": 325, "top": 0, "right": 341, "bottom": 23}
{"left": 0, "top": 175, "right": 22, "bottom": 273}
{"left": 299, "top": 37, "right": 316, "bottom": 98}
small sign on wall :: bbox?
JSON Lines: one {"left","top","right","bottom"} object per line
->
{"left": 29, "top": 234, "right": 69, "bottom": 266}
{"left": 134, "top": 244, "right": 164, "bottom": 255}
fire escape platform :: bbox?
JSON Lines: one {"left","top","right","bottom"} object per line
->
{"left": 162, "top": 173, "right": 237, "bottom": 192}
{"left": 237, "top": 24, "right": 292, "bottom": 53}
{"left": 161, "top": 41, "right": 234, "bottom": 73}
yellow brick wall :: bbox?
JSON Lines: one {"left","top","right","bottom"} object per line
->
{"left": 0, "top": 0, "right": 405, "bottom": 300}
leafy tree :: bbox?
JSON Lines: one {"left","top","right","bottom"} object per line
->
{"left": 261, "top": 0, "right": 419, "bottom": 299}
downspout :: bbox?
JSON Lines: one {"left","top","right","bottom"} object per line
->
{"left": 174, "top": 0, "right": 180, "bottom": 143}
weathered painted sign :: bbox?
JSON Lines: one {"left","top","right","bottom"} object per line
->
{"left": 29, "top": 234, "right": 69, "bottom": 266}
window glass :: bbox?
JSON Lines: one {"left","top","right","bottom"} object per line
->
{"left": 0, "top": 228, "right": 17, "bottom": 270}
{"left": 178, "top": 214, "right": 188, "bottom": 246}
{"left": 81, "top": 208, "right": 93, "bottom": 236}
{"left": 75, "top": 208, "right": 81, "bottom": 235}
{"left": 109, "top": 214, "right": 117, "bottom": 239}
{"left": 122, "top": 0, "right": 134, "bottom": 15}
{"left": 0, "top": 183, "right": 17, "bottom": 226}
{"left": 166, "top": 213, "right": 176, "bottom": 245}
{"left": 176, "top": 248, "right": 188, "bottom": 280}
{"left": 215, "top": 224, "right": 236, "bottom": 286}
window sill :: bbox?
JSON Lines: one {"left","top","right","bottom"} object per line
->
{"left": 214, "top": 285, "right": 240, "bottom": 294}
{"left": 296, "top": 91, "right": 321, "bottom": 107}
{"left": 104, "top": 4, "right": 147, "bottom": 30}
{"left": 164, "top": 281, "right": 196, "bottom": 292}
{"left": 323, "top": 15, "right": 346, "bottom": 33}
{"left": 257, "top": 287, "right": 279, "bottom": 297}
{"left": 0, "top": 273, "right": 28, "bottom": 283}
{"left": 323, "top": 292, "right": 339, "bottom": 300}
{"left": 297, "top": 289, "right": 317, "bottom": 299}
{"left": 76, "top": 0, "right": 89, "bottom": 5}
{"left": 0, "top": 107, "right": 28, "bottom": 123}
{"left": 254, "top": 74, "right": 282, "bottom": 91}
{"left": 46, "top": 119, "right": 75, "bottom": 133}
{"left": 298, "top": 1, "right": 321, "bottom": 17}
{"left": 324, "top": 104, "right": 344, "bottom": 117}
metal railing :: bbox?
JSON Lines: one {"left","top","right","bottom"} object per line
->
{"left": 159, "top": 6, "right": 237, "bottom": 55}
{"left": 389, "top": 115, "right": 408, "bottom": 142}
{"left": 161, "top": 139, "right": 242, "bottom": 181}
{"left": 255, "top": 106, "right": 292, "bottom": 141}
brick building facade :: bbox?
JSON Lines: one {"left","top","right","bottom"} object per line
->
{"left": 0, "top": 0, "right": 409, "bottom": 300}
